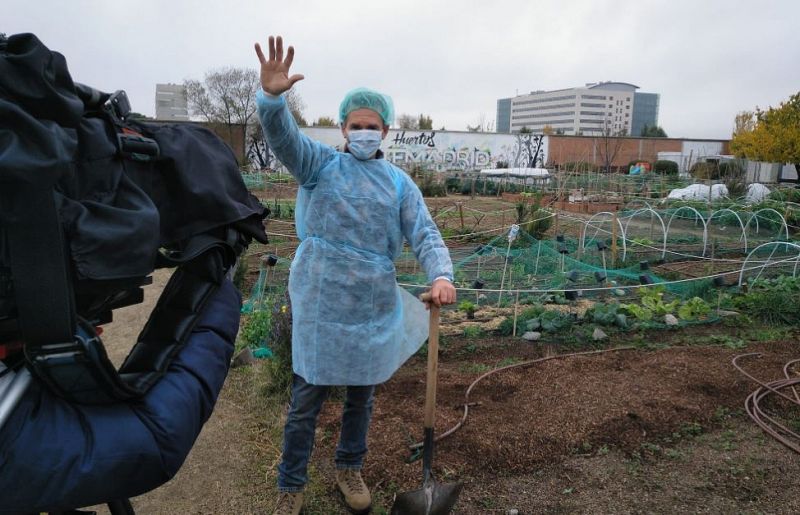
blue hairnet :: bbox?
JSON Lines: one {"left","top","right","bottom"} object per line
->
{"left": 339, "top": 87, "right": 395, "bottom": 126}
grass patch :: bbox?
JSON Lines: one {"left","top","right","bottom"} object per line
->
{"left": 459, "top": 362, "right": 492, "bottom": 374}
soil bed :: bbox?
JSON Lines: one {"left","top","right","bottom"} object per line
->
{"left": 312, "top": 337, "right": 800, "bottom": 513}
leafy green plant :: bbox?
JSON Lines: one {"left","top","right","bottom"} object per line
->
{"left": 496, "top": 317, "right": 515, "bottom": 336}
{"left": 621, "top": 303, "right": 653, "bottom": 322}
{"left": 458, "top": 300, "right": 477, "bottom": 319}
{"left": 711, "top": 335, "right": 747, "bottom": 349}
{"left": 239, "top": 309, "right": 271, "bottom": 350}
{"left": 734, "top": 275, "right": 800, "bottom": 324}
{"left": 459, "top": 362, "right": 491, "bottom": 374}
{"left": 638, "top": 285, "right": 679, "bottom": 316}
{"left": 462, "top": 325, "right": 483, "bottom": 338}
{"left": 536, "top": 310, "right": 574, "bottom": 332}
{"left": 587, "top": 302, "right": 629, "bottom": 328}
{"left": 518, "top": 304, "right": 546, "bottom": 322}
{"left": 677, "top": 297, "right": 711, "bottom": 320}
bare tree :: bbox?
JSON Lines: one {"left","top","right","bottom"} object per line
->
{"left": 315, "top": 116, "right": 336, "bottom": 127}
{"left": 594, "top": 118, "right": 626, "bottom": 173}
{"left": 246, "top": 123, "right": 271, "bottom": 171}
{"left": 284, "top": 89, "right": 307, "bottom": 126}
{"left": 184, "top": 67, "right": 260, "bottom": 159}
{"left": 397, "top": 114, "right": 418, "bottom": 130}
{"left": 418, "top": 114, "right": 433, "bottom": 130}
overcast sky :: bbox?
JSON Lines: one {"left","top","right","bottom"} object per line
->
{"left": 5, "top": 0, "right": 799, "bottom": 139}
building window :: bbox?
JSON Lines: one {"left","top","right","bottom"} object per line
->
{"left": 514, "top": 94, "right": 577, "bottom": 106}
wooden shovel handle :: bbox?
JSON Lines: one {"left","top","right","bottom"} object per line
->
{"left": 419, "top": 292, "right": 439, "bottom": 429}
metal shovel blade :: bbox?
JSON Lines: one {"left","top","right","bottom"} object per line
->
{"left": 391, "top": 477, "right": 463, "bottom": 515}
{"left": 391, "top": 297, "right": 463, "bottom": 515}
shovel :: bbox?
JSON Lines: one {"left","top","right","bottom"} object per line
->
{"left": 391, "top": 293, "right": 463, "bottom": 515}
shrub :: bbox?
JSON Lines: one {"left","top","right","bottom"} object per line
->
{"left": 689, "top": 162, "right": 718, "bottom": 180}
{"left": 463, "top": 325, "right": 483, "bottom": 338}
{"left": 768, "top": 187, "right": 800, "bottom": 203}
{"left": 496, "top": 317, "right": 515, "bottom": 336}
{"left": 418, "top": 172, "right": 447, "bottom": 197}
{"left": 240, "top": 309, "right": 271, "bottom": 349}
{"left": 734, "top": 276, "right": 800, "bottom": 324}
{"left": 458, "top": 300, "right": 476, "bottom": 312}
{"left": 718, "top": 161, "right": 744, "bottom": 178}
{"left": 263, "top": 292, "right": 293, "bottom": 400}
{"left": 465, "top": 179, "right": 499, "bottom": 196}
{"left": 719, "top": 161, "right": 747, "bottom": 199}
{"left": 445, "top": 177, "right": 461, "bottom": 193}
{"left": 515, "top": 194, "right": 553, "bottom": 240}
{"left": 653, "top": 160, "right": 679, "bottom": 176}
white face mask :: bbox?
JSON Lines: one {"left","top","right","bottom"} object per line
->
{"left": 347, "top": 130, "right": 382, "bottom": 160}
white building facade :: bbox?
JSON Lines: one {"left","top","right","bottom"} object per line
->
{"left": 155, "top": 83, "right": 189, "bottom": 121}
{"left": 499, "top": 82, "right": 658, "bottom": 136}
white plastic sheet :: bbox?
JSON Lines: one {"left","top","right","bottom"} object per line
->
{"left": 667, "top": 183, "right": 729, "bottom": 201}
{"left": 745, "top": 183, "right": 771, "bottom": 204}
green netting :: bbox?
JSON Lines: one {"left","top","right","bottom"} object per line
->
{"left": 241, "top": 257, "right": 291, "bottom": 314}
{"left": 396, "top": 229, "right": 719, "bottom": 307}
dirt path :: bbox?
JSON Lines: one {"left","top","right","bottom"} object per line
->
{"left": 90, "top": 270, "right": 270, "bottom": 514}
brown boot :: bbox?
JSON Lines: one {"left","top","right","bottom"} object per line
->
{"left": 273, "top": 491, "right": 304, "bottom": 515}
{"left": 335, "top": 468, "right": 372, "bottom": 514}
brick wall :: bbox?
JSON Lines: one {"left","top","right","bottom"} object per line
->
{"left": 547, "top": 135, "right": 729, "bottom": 170}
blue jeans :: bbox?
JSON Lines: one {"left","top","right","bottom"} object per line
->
{"left": 277, "top": 374, "right": 376, "bottom": 492}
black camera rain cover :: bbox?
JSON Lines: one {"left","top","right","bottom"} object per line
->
{"left": 0, "top": 33, "right": 268, "bottom": 282}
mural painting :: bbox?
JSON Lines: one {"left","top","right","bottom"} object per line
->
{"left": 246, "top": 127, "right": 548, "bottom": 173}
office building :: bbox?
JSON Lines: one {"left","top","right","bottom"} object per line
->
{"left": 497, "top": 82, "right": 659, "bottom": 136}
{"left": 155, "top": 83, "right": 189, "bottom": 121}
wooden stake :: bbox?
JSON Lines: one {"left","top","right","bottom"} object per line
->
{"left": 512, "top": 291, "right": 520, "bottom": 337}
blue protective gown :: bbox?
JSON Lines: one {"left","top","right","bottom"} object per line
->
{"left": 256, "top": 90, "right": 453, "bottom": 385}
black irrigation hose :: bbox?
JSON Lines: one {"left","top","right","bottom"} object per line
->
{"left": 408, "top": 346, "right": 637, "bottom": 451}
{"left": 732, "top": 353, "right": 800, "bottom": 454}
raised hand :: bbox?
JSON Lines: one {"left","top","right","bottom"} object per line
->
{"left": 254, "top": 35, "right": 304, "bottom": 96}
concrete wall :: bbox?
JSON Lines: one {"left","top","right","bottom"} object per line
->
{"left": 241, "top": 123, "right": 732, "bottom": 175}
{"left": 746, "top": 161, "right": 799, "bottom": 183}
{"left": 294, "top": 127, "right": 549, "bottom": 172}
